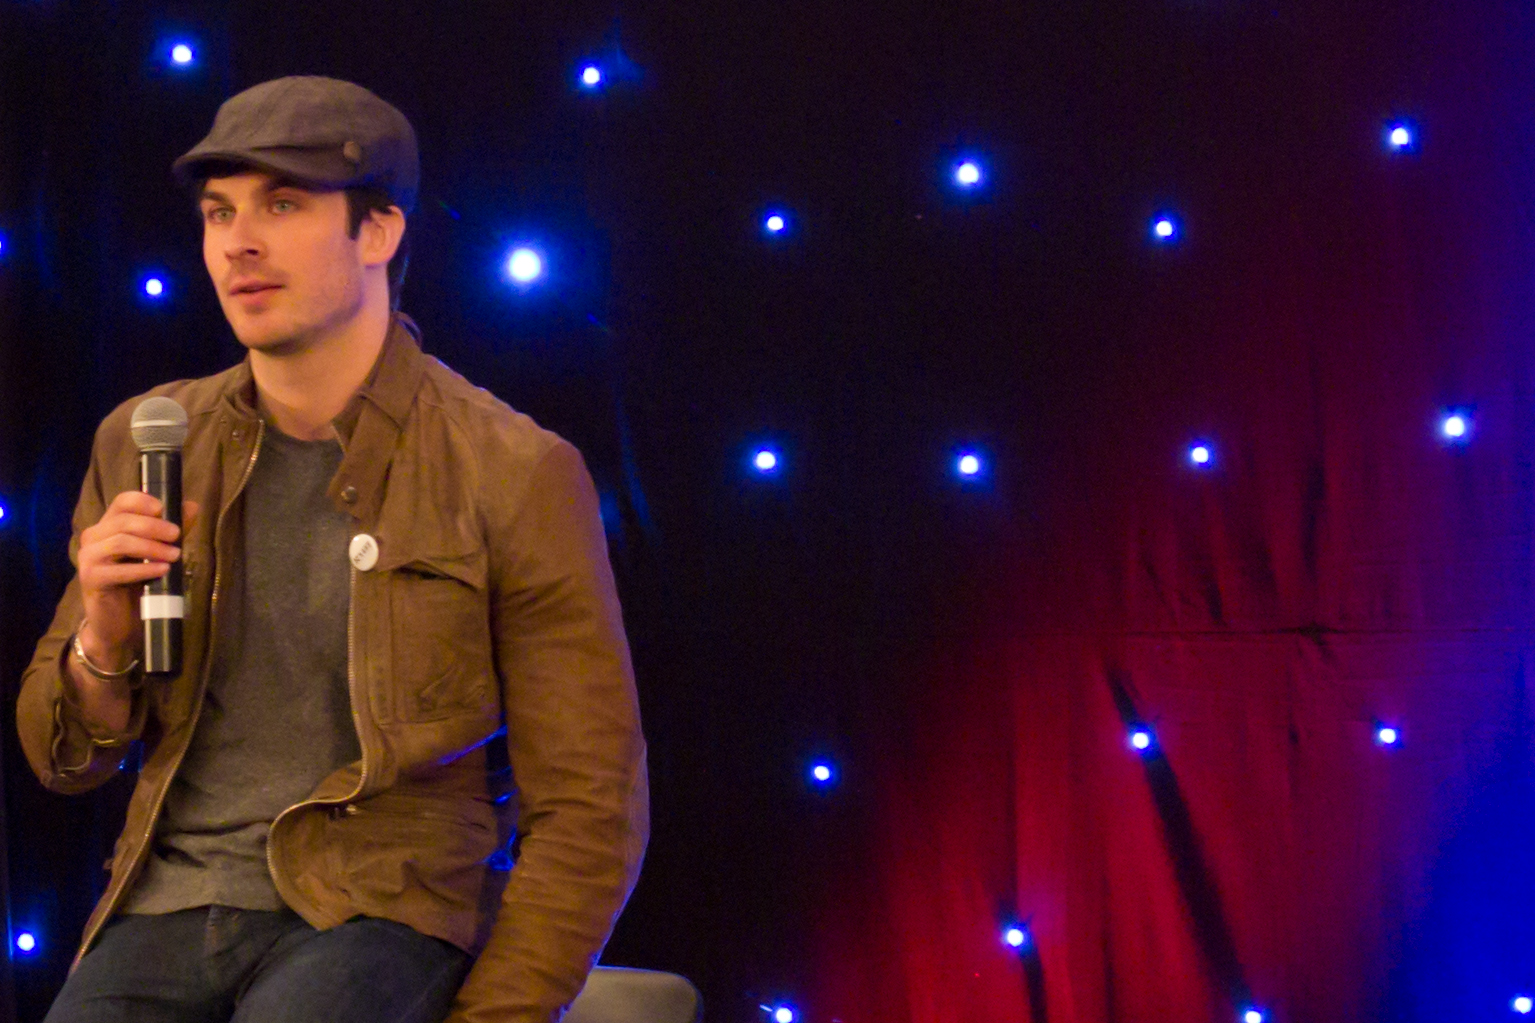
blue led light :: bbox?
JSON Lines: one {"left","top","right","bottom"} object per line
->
{"left": 1152, "top": 214, "right": 1179, "bottom": 242}
{"left": 505, "top": 247, "right": 545, "bottom": 285}
{"left": 170, "top": 43, "right": 195, "bottom": 66}
{"left": 0, "top": 503, "right": 7, "bottom": 523}
{"left": 1441, "top": 412, "right": 1472, "bottom": 442}
{"left": 764, "top": 213, "right": 787, "bottom": 234}
{"left": 954, "top": 161, "right": 983, "bottom": 187}
{"left": 753, "top": 449, "right": 780, "bottom": 474}
{"left": 1003, "top": 926, "right": 1028, "bottom": 949}
{"left": 1129, "top": 727, "right": 1155, "bottom": 752}
{"left": 1513, "top": 995, "right": 1533, "bottom": 1014}
{"left": 580, "top": 65, "right": 602, "bottom": 88}
{"left": 142, "top": 276, "right": 166, "bottom": 298}
{"left": 956, "top": 452, "right": 983, "bottom": 478}
{"left": 1189, "top": 444, "right": 1213, "bottom": 467}
{"left": 14, "top": 932, "right": 35, "bottom": 954}
{"left": 1376, "top": 725, "right": 1400, "bottom": 747}
{"left": 773, "top": 1008, "right": 796, "bottom": 1023}
{"left": 1386, "top": 121, "right": 1417, "bottom": 152}
{"left": 1242, "top": 1010, "right": 1265, "bottom": 1023}
{"left": 810, "top": 762, "right": 834, "bottom": 784}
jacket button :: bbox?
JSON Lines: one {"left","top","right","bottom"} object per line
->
{"left": 341, "top": 485, "right": 358, "bottom": 504}
{"left": 348, "top": 534, "right": 380, "bottom": 571}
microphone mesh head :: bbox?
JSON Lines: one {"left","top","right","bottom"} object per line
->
{"left": 130, "top": 397, "right": 189, "bottom": 452}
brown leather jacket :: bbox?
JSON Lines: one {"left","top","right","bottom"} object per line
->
{"left": 16, "top": 315, "right": 649, "bottom": 1022}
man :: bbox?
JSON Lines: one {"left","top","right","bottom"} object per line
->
{"left": 16, "top": 76, "right": 649, "bottom": 1023}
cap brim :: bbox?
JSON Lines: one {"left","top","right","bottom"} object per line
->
{"left": 172, "top": 147, "right": 349, "bottom": 191}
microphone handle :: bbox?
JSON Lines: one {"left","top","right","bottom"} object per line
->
{"left": 140, "top": 450, "right": 183, "bottom": 675}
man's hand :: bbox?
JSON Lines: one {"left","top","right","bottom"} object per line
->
{"left": 67, "top": 492, "right": 200, "bottom": 731}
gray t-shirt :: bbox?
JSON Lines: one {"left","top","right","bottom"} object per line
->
{"left": 123, "top": 426, "right": 360, "bottom": 913}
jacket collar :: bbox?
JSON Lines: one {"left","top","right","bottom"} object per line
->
{"left": 218, "top": 313, "right": 426, "bottom": 437}
{"left": 218, "top": 312, "right": 427, "bottom": 523}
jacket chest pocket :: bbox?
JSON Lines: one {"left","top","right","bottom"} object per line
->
{"left": 384, "top": 553, "right": 496, "bottom": 723}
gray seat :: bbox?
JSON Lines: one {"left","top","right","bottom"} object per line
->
{"left": 563, "top": 966, "right": 703, "bottom": 1023}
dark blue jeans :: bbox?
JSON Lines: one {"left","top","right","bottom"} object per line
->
{"left": 42, "top": 907, "right": 473, "bottom": 1023}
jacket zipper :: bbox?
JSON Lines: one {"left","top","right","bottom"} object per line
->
{"left": 74, "top": 418, "right": 266, "bottom": 969}
{"left": 265, "top": 561, "right": 371, "bottom": 904}
{"left": 265, "top": 406, "right": 370, "bottom": 910}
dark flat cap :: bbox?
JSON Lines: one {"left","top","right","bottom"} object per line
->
{"left": 174, "top": 76, "right": 418, "bottom": 213}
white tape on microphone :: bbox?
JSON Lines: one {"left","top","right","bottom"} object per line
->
{"left": 140, "top": 594, "right": 186, "bottom": 620}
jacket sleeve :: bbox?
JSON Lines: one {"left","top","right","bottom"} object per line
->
{"left": 16, "top": 424, "right": 151, "bottom": 794}
{"left": 447, "top": 439, "right": 649, "bottom": 1023}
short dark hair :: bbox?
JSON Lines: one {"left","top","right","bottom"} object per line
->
{"left": 345, "top": 186, "right": 409, "bottom": 311}
{"left": 192, "top": 162, "right": 409, "bottom": 310}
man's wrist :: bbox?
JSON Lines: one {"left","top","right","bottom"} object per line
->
{"left": 74, "top": 622, "right": 138, "bottom": 679}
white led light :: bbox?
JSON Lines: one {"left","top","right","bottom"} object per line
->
{"left": 14, "top": 932, "right": 35, "bottom": 953}
{"left": 754, "top": 450, "right": 779, "bottom": 473}
{"left": 171, "top": 44, "right": 194, "bottom": 65}
{"left": 1130, "top": 729, "right": 1153, "bottom": 751}
{"left": 143, "top": 277, "right": 165, "bottom": 298}
{"left": 1442, "top": 414, "right": 1468, "bottom": 439}
{"left": 958, "top": 454, "right": 981, "bottom": 477}
{"left": 812, "top": 764, "right": 832, "bottom": 783}
{"left": 581, "top": 65, "right": 602, "bottom": 87}
{"left": 506, "top": 248, "right": 544, "bottom": 284}
{"left": 1190, "top": 445, "right": 1212, "bottom": 466}
{"left": 1003, "top": 926, "right": 1027, "bottom": 948}
{"left": 955, "top": 161, "right": 982, "bottom": 187}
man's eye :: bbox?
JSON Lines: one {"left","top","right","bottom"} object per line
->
{"left": 272, "top": 198, "right": 297, "bottom": 213}
{"left": 204, "top": 207, "right": 232, "bottom": 223}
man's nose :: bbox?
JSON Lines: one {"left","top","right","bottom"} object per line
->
{"left": 222, "top": 209, "right": 265, "bottom": 260}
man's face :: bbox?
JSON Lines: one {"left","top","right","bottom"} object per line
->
{"left": 199, "top": 171, "right": 367, "bottom": 354}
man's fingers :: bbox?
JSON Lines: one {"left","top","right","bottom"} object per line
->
{"left": 91, "top": 511, "right": 182, "bottom": 545}
{"left": 104, "top": 490, "right": 165, "bottom": 519}
{"left": 86, "top": 533, "right": 181, "bottom": 566}
{"left": 88, "top": 561, "right": 170, "bottom": 588}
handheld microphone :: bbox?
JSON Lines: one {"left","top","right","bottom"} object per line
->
{"left": 130, "top": 398, "right": 189, "bottom": 675}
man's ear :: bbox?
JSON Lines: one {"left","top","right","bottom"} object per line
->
{"left": 359, "top": 206, "right": 406, "bottom": 269}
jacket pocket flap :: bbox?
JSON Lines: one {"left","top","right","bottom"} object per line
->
{"left": 379, "top": 546, "right": 488, "bottom": 590}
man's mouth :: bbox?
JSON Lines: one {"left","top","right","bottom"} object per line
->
{"left": 229, "top": 280, "right": 281, "bottom": 296}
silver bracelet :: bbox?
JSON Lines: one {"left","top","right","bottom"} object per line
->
{"left": 71, "top": 627, "right": 139, "bottom": 681}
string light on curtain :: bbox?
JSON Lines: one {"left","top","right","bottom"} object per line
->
{"left": 758, "top": 1006, "right": 797, "bottom": 1023}
{"left": 1001, "top": 924, "right": 1031, "bottom": 950}
{"left": 953, "top": 160, "right": 984, "bottom": 188}
{"left": 579, "top": 64, "right": 603, "bottom": 88}
{"left": 1241, "top": 1009, "right": 1266, "bottom": 1023}
{"left": 1189, "top": 443, "right": 1214, "bottom": 468}
{"left": 1151, "top": 213, "right": 1180, "bottom": 243}
{"left": 1512, "top": 995, "right": 1533, "bottom": 1014}
{"left": 1386, "top": 120, "right": 1419, "bottom": 152}
{"left": 1375, "top": 724, "right": 1401, "bottom": 747}
{"left": 752, "top": 448, "right": 781, "bottom": 474}
{"left": 1441, "top": 411, "right": 1473, "bottom": 443}
{"left": 170, "top": 43, "right": 195, "bottom": 66}
{"left": 1128, "top": 725, "right": 1156, "bottom": 753}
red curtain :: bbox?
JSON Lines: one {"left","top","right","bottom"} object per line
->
{"left": 808, "top": 5, "right": 1535, "bottom": 1020}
